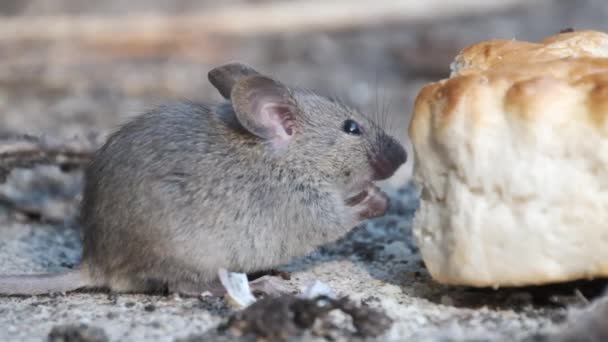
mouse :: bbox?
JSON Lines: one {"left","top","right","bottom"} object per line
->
{"left": 0, "top": 63, "right": 407, "bottom": 297}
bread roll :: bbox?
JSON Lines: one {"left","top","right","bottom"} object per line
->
{"left": 409, "top": 30, "right": 608, "bottom": 287}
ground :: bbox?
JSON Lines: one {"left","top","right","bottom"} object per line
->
{"left": 2, "top": 184, "right": 601, "bottom": 341}
{"left": 0, "top": 0, "right": 607, "bottom": 341}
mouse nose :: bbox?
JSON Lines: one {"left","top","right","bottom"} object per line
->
{"left": 370, "top": 138, "right": 407, "bottom": 180}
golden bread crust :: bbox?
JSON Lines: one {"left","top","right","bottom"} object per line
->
{"left": 409, "top": 30, "right": 608, "bottom": 287}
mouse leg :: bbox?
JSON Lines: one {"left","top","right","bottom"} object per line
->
{"left": 347, "top": 185, "right": 389, "bottom": 220}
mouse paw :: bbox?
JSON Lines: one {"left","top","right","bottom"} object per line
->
{"left": 349, "top": 185, "right": 389, "bottom": 220}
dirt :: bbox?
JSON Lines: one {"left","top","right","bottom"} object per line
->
{"left": 48, "top": 323, "right": 109, "bottom": 342}
{"left": 1, "top": 181, "right": 604, "bottom": 341}
{"left": 212, "top": 294, "right": 392, "bottom": 341}
{"left": 0, "top": 0, "right": 607, "bottom": 341}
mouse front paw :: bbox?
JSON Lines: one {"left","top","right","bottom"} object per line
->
{"left": 346, "top": 185, "right": 389, "bottom": 220}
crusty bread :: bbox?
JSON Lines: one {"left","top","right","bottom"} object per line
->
{"left": 409, "top": 30, "right": 608, "bottom": 287}
{"left": 449, "top": 30, "right": 608, "bottom": 76}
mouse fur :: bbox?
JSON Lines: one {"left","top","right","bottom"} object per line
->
{"left": 0, "top": 63, "right": 407, "bottom": 296}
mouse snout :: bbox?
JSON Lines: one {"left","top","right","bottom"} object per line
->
{"left": 369, "top": 138, "right": 407, "bottom": 180}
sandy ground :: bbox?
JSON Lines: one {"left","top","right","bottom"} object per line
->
{"left": 0, "top": 184, "right": 587, "bottom": 341}
{"left": 1, "top": 0, "right": 608, "bottom": 341}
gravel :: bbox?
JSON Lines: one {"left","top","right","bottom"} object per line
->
{"left": 1, "top": 183, "right": 603, "bottom": 341}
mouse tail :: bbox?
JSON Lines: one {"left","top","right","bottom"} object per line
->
{"left": 0, "top": 268, "right": 89, "bottom": 296}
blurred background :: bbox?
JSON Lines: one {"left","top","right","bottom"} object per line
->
{"left": 0, "top": 0, "right": 606, "bottom": 161}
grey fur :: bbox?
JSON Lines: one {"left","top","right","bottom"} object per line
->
{"left": 0, "top": 63, "right": 407, "bottom": 296}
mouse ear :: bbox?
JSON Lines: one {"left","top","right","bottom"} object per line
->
{"left": 231, "top": 75, "right": 297, "bottom": 150}
{"left": 208, "top": 63, "right": 261, "bottom": 100}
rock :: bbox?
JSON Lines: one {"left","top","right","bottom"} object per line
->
{"left": 48, "top": 323, "right": 108, "bottom": 342}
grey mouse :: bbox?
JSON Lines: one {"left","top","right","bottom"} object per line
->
{"left": 0, "top": 63, "right": 407, "bottom": 296}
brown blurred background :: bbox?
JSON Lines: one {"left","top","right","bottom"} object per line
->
{"left": 0, "top": 0, "right": 606, "bottom": 148}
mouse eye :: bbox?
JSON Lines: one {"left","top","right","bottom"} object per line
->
{"left": 342, "top": 119, "right": 361, "bottom": 135}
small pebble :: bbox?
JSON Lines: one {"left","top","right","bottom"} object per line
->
{"left": 106, "top": 293, "right": 118, "bottom": 303}
{"left": 48, "top": 323, "right": 108, "bottom": 342}
{"left": 200, "top": 291, "right": 213, "bottom": 298}
{"left": 440, "top": 295, "right": 454, "bottom": 306}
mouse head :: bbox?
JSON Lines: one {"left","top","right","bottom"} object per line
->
{"left": 208, "top": 63, "right": 407, "bottom": 195}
